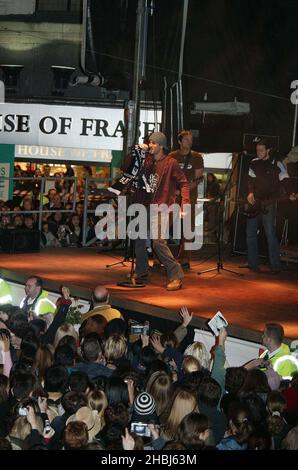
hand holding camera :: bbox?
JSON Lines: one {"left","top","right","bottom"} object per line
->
{"left": 130, "top": 321, "right": 150, "bottom": 336}
{"left": 130, "top": 422, "right": 151, "bottom": 438}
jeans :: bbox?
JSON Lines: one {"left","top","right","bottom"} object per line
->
{"left": 246, "top": 203, "right": 281, "bottom": 270}
{"left": 135, "top": 210, "right": 184, "bottom": 281}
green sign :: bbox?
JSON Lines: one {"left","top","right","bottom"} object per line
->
{"left": 0, "top": 144, "right": 15, "bottom": 201}
{"left": 111, "top": 150, "right": 123, "bottom": 168}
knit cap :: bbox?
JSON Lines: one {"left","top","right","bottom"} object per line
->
{"left": 133, "top": 392, "right": 156, "bottom": 416}
{"left": 148, "top": 132, "right": 167, "bottom": 149}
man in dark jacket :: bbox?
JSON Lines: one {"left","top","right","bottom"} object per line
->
{"left": 246, "top": 139, "right": 289, "bottom": 273}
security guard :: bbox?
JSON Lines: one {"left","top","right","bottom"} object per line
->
{"left": 20, "top": 276, "right": 56, "bottom": 317}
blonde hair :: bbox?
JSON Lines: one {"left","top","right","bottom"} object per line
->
{"left": 146, "top": 371, "right": 173, "bottom": 416}
{"left": 104, "top": 334, "right": 127, "bottom": 363}
{"left": 10, "top": 415, "right": 43, "bottom": 441}
{"left": 87, "top": 389, "right": 108, "bottom": 429}
{"left": 184, "top": 342, "right": 210, "bottom": 370}
{"left": 163, "top": 390, "right": 198, "bottom": 440}
{"left": 182, "top": 355, "right": 201, "bottom": 374}
{"left": 54, "top": 323, "right": 78, "bottom": 349}
{"left": 35, "top": 344, "right": 54, "bottom": 384}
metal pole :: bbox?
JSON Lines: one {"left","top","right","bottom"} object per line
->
{"left": 177, "top": 0, "right": 189, "bottom": 131}
{"left": 170, "top": 85, "right": 174, "bottom": 150}
{"left": 162, "top": 76, "right": 167, "bottom": 131}
{"left": 125, "top": 0, "right": 149, "bottom": 153}
{"left": 38, "top": 177, "right": 45, "bottom": 231}
{"left": 292, "top": 102, "right": 298, "bottom": 147}
{"left": 82, "top": 177, "right": 89, "bottom": 246}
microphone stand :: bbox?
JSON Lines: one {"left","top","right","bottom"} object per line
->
{"left": 117, "top": 237, "right": 145, "bottom": 288}
{"left": 116, "top": 165, "right": 147, "bottom": 289}
{"left": 116, "top": 188, "right": 146, "bottom": 288}
{"left": 197, "top": 153, "right": 244, "bottom": 276}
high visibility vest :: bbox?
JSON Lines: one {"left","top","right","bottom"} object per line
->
{"left": 20, "top": 290, "right": 56, "bottom": 316}
{"left": 260, "top": 343, "right": 298, "bottom": 378}
{"left": 0, "top": 278, "right": 12, "bottom": 305}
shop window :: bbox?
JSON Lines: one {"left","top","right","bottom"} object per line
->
{"left": 51, "top": 65, "right": 75, "bottom": 96}
{"left": 0, "top": 65, "right": 24, "bottom": 94}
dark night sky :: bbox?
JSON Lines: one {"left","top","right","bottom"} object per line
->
{"left": 86, "top": 0, "right": 298, "bottom": 151}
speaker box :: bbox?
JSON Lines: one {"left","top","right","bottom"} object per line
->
{"left": 0, "top": 229, "right": 40, "bottom": 253}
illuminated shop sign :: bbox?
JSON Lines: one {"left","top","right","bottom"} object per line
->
{"left": 0, "top": 103, "right": 161, "bottom": 151}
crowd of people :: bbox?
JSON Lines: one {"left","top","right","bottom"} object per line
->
{"left": 0, "top": 277, "right": 297, "bottom": 451}
{"left": 0, "top": 164, "right": 98, "bottom": 248}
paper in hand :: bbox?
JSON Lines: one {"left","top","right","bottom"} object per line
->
{"left": 208, "top": 311, "right": 228, "bottom": 336}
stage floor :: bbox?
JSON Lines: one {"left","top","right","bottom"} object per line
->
{"left": 0, "top": 246, "right": 297, "bottom": 340}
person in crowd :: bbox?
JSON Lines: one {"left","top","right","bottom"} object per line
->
{"left": 183, "top": 341, "right": 210, "bottom": 371}
{"left": 66, "top": 214, "right": 82, "bottom": 246}
{"left": 161, "top": 389, "right": 198, "bottom": 442}
{"left": 0, "top": 278, "right": 13, "bottom": 306}
{"left": 216, "top": 403, "right": 253, "bottom": 450}
{"left": 245, "top": 323, "right": 298, "bottom": 378}
{"left": 169, "top": 130, "right": 204, "bottom": 270}
{"left": 176, "top": 412, "right": 212, "bottom": 449}
{"left": 62, "top": 421, "right": 89, "bottom": 449}
{"left": 20, "top": 276, "right": 56, "bottom": 318}
{"left": 42, "top": 165, "right": 51, "bottom": 178}
{"left": 44, "top": 193, "right": 64, "bottom": 211}
{"left": 266, "top": 390, "right": 290, "bottom": 449}
{"left": 80, "top": 285, "right": 122, "bottom": 326}
{"left": 282, "top": 426, "right": 298, "bottom": 450}
{"left": 145, "top": 371, "right": 173, "bottom": 417}
{"left": 198, "top": 376, "right": 227, "bottom": 445}
{"left": 41, "top": 222, "right": 61, "bottom": 248}
{"left": 48, "top": 211, "right": 66, "bottom": 238}
{"left": 12, "top": 214, "right": 23, "bottom": 228}
{"left": 23, "top": 215, "right": 36, "bottom": 230}
{"left": 21, "top": 197, "right": 35, "bottom": 212}
{"left": 75, "top": 334, "right": 113, "bottom": 379}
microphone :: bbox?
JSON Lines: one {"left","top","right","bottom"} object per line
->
{"left": 135, "top": 143, "right": 149, "bottom": 151}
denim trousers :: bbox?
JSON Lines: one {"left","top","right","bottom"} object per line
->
{"left": 246, "top": 203, "right": 281, "bottom": 270}
{"left": 135, "top": 210, "right": 184, "bottom": 281}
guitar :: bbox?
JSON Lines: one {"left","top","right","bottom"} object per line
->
{"left": 237, "top": 193, "right": 298, "bottom": 218}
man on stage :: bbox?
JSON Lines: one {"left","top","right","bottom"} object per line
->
{"left": 169, "top": 130, "right": 204, "bottom": 270}
{"left": 245, "top": 139, "right": 289, "bottom": 273}
{"left": 135, "top": 132, "right": 190, "bottom": 291}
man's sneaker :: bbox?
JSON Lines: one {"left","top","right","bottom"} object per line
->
{"left": 166, "top": 279, "right": 182, "bottom": 291}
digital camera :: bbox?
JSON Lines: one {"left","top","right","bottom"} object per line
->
{"left": 130, "top": 321, "right": 149, "bottom": 336}
{"left": 18, "top": 407, "right": 28, "bottom": 416}
{"left": 131, "top": 422, "right": 151, "bottom": 437}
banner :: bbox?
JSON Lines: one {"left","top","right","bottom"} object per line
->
{"left": 0, "top": 103, "right": 161, "bottom": 152}
{"left": 0, "top": 143, "right": 14, "bottom": 201}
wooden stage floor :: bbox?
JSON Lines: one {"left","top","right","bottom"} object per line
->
{"left": 0, "top": 247, "right": 297, "bottom": 340}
